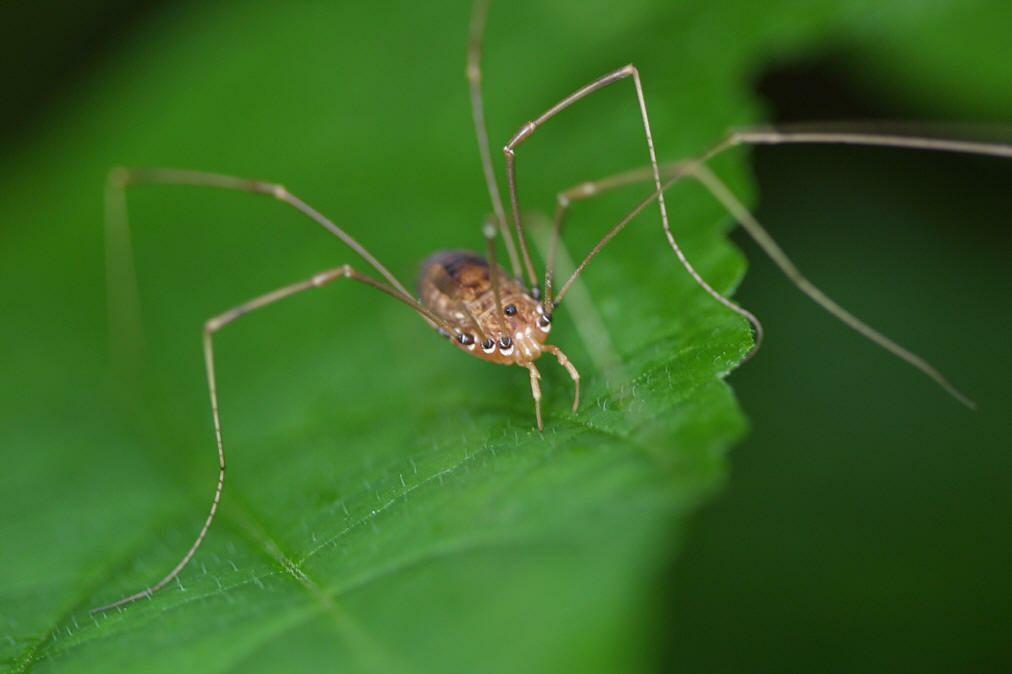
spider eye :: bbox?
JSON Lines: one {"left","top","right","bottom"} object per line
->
{"left": 457, "top": 333, "right": 474, "bottom": 346}
{"left": 499, "top": 336, "right": 512, "bottom": 349}
{"left": 537, "top": 315, "right": 552, "bottom": 332}
{"left": 481, "top": 338, "right": 495, "bottom": 353}
{"left": 504, "top": 304, "right": 517, "bottom": 316}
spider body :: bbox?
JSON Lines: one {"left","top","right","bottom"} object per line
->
{"left": 420, "top": 251, "right": 551, "bottom": 365}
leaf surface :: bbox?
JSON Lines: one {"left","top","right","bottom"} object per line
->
{"left": 1, "top": 1, "right": 1007, "bottom": 672}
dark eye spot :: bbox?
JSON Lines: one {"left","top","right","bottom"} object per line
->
{"left": 537, "top": 315, "right": 552, "bottom": 328}
{"left": 481, "top": 338, "right": 495, "bottom": 351}
{"left": 504, "top": 304, "right": 517, "bottom": 316}
{"left": 457, "top": 333, "right": 474, "bottom": 346}
{"left": 499, "top": 336, "right": 512, "bottom": 349}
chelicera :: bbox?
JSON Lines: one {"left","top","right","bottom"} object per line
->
{"left": 93, "top": 0, "right": 1011, "bottom": 612}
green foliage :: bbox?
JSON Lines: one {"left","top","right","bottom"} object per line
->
{"left": 1, "top": 1, "right": 1008, "bottom": 672}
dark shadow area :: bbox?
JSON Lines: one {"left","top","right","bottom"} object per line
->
{"left": 0, "top": 0, "right": 167, "bottom": 152}
{"left": 658, "top": 55, "right": 1012, "bottom": 674}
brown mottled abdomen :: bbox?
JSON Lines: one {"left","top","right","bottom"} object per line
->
{"left": 418, "top": 251, "right": 498, "bottom": 309}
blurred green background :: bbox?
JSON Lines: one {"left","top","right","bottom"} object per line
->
{"left": 1, "top": 1, "right": 1009, "bottom": 673}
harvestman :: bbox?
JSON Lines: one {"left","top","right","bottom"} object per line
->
{"left": 93, "top": 0, "right": 1012, "bottom": 612}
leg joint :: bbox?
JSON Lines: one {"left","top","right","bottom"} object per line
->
{"left": 204, "top": 317, "right": 224, "bottom": 334}
{"left": 248, "top": 181, "right": 288, "bottom": 199}
{"left": 505, "top": 121, "right": 536, "bottom": 151}
{"left": 312, "top": 265, "right": 354, "bottom": 287}
{"left": 205, "top": 306, "right": 244, "bottom": 333}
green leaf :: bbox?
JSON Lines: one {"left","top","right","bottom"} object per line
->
{"left": 1, "top": 1, "right": 1008, "bottom": 672}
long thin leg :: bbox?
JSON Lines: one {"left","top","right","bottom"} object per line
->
{"left": 455, "top": 300, "right": 489, "bottom": 344}
{"left": 501, "top": 62, "right": 756, "bottom": 364}
{"left": 105, "top": 167, "right": 425, "bottom": 377}
{"left": 467, "top": 0, "right": 521, "bottom": 277}
{"left": 683, "top": 161, "right": 977, "bottom": 408}
{"left": 701, "top": 125, "right": 1012, "bottom": 163}
{"left": 108, "top": 168, "right": 414, "bottom": 298}
{"left": 549, "top": 161, "right": 765, "bottom": 354}
{"left": 546, "top": 124, "right": 1012, "bottom": 406}
{"left": 504, "top": 66, "right": 661, "bottom": 293}
{"left": 105, "top": 171, "right": 145, "bottom": 385}
{"left": 525, "top": 363, "right": 544, "bottom": 431}
{"left": 529, "top": 212, "right": 625, "bottom": 384}
{"left": 552, "top": 127, "right": 1012, "bottom": 303}
{"left": 550, "top": 171, "right": 676, "bottom": 303}
{"left": 551, "top": 162, "right": 969, "bottom": 403}
{"left": 544, "top": 162, "right": 685, "bottom": 312}
{"left": 483, "top": 222, "right": 510, "bottom": 338}
{"left": 543, "top": 344, "right": 580, "bottom": 412}
{"left": 92, "top": 265, "right": 439, "bottom": 613}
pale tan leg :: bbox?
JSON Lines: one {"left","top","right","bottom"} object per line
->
{"left": 466, "top": 0, "right": 521, "bottom": 277}
{"left": 547, "top": 144, "right": 986, "bottom": 407}
{"left": 545, "top": 163, "right": 683, "bottom": 309}
{"left": 499, "top": 62, "right": 768, "bottom": 362}
{"left": 528, "top": 212, "right": 625, "bottom": 388}
{"left": 525, "top": 363, "right": 543, "bottom": 431}
{"left": 92, "top": 265, "right": 437, "bottom": 613}
{"left": 546, "top": 128, "right": 1011, "bottom": 307}
{"left": 549, "top": 163, "right": 690, "bottom": 308}
{"left": 104, "top": 167, "right": 422, "bottom": 381}
{"left": 701, "top": 125, "right": 1012, "bottom": 163}
{"left": 543, "top": 345, "right": 580, "bottom": 413}
{"left": 502, "top": 64, "right": 670, "bottom": 299}
{"left": 682, "top": 161, "right": 976, "bottom": 408}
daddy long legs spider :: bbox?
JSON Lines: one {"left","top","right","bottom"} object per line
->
{"left": 92, "top": 0, "right": 1011, "bottom": 612}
